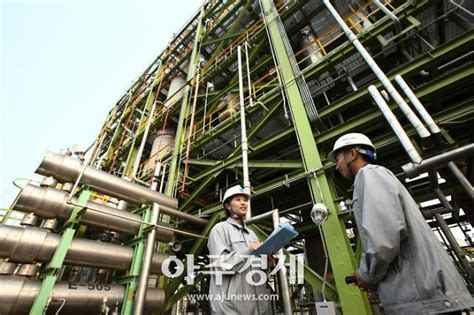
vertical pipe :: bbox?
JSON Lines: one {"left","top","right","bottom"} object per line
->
{"left": 181, "top": 73, "right": 201, "bottom": 192}
{"left": 394, "top": 75, "right": 441, "bottom": 134}
{"left": 133, "top": 165, "right": 162, "bottom": 315}
{"left": 237, "top": 45, "right": 252, "bottom": 218}
{"left": 368, "top": 85, "right": 422, "bottom": 163}
{"left": 130, "top": 59, "right": 166, "bottom": 186}
{"left": 202, "top": 83, "right": 212, "bottom": 133}
{"left": 159, "top": 163, "right": 167, "bottom": 193}
{"left": 323, "top": 0, "right": 431, "bottom": 139}
{"left": 272, "top": 210, "right": 292, "bottom": 315}
{"left": 245, "top": 42, "right": 253, "bottom": 108}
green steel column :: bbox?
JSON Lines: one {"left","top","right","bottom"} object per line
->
{"left": 120, "top": 207, "right": 151, "bottom": 315}
{"left": 165, "top": 4, "right": 207, "bottom": 197}
{"left": 29, "top": 189, "right": 91, "bottom": 315}
{"left": 260, "top": 0, "right": 371, "bottom": 313}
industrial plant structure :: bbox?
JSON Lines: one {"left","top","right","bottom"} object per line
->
{"left": 1, "top": 0, "right": 472, "bottom": 314}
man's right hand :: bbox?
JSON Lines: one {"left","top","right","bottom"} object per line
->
{"left": 352, "top": 272, "right": 376, "bottom": 292}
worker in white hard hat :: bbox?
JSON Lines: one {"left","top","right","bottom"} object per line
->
{"left": 207, "top": 185, "right": 271, "bottom": 314}
{"left": 327, "top": 132, "right": 377, "bottom": 180}
{"left": 329, "top": 133, "right": 473, "bottom": 315}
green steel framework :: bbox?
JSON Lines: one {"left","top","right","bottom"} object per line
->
{"left": 2, "top": 0, "right": 472, "bottom": 314}
{"left": 83, "top": 0, "right": 474, "bottom": 312}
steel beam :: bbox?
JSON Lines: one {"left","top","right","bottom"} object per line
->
{"left": 260, "top": 0, "right": 371, "bottom": 313}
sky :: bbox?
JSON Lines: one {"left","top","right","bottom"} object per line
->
{"left": 0, "top": 0, "right": 202, "bottom": 208}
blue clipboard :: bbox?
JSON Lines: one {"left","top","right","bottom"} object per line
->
{"left": 252, "top": 222, "right": 298, "bottom": 255}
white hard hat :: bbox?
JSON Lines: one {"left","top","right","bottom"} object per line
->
{"left": 222, "top": 185, "right": 250, "bottom": 208}
{"left": 327, "top": 133, "right": 376, "bottom": 163}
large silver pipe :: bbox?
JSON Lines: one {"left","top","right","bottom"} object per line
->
{"left": 368, "top": 85, "right": 422, "bottom": 163}
{"left": 36, "top": 152, "right": 207, "bottom": 226}
{"left": 394, "top": 75, "right": 441, "bottom": 134}
{"left": 237, "top": 45, "right": 252, "bottom": 219}
{"left": 14, "top": 184, "right": 174, "bottom": 241}
{"left": 272, "top": 210, "right": 292, "bottom": 315}
{"left": 323, "top": 0, "right": 431, "bottom": 139}
{"left": 0, "top": 225, "right": 168, "bottom": 273}
{"left": 134, "top": 166, "right": 162, "bottom": 315}
{"left": 402, "top": 144, "right": 474, "bottom": 178}
{"left": 0, "top": 275, "right": 164, "bottom": 315}
{"left": 37, "top": 152, "right": 176, "bottom": 208}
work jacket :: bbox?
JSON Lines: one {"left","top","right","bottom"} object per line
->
{"left": 207, "top": 217, "right": 271, "bottom": 314}
{"left": 353, "top": 164, "right": 473, "bottom": 314}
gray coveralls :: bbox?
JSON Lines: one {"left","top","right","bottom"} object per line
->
{"left": 207, "top": 217, "right": 271, "bottom": 314}
{"left": 353, "top": 164, "right": 473, "bottom": 314}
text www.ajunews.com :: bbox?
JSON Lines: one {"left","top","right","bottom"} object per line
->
{"left": 187, "top": 293, "right": 279, "bottom": 303}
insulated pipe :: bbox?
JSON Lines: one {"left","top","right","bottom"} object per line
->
{"left": 393, "top": 76, "right": 472, "bottom": 198}
{"left": 394, "top": 75, "right": 441, "bottom": 134}
{"left": 245, "top": 42, "right": 254, "bottom": 108}
{"left": 272, "top": 210, "right": 292, "bottom": 315}
{"left": 0, "top": 275, "right": 164, "bottom": 315}
{"left": 372, "top": 0, "right": 401, "bottom": 30}
{"left": 36, "top": 152, "right": 207, "bottom": 226}
{"left": 323, "top": 0, "right": 431, "bottom": 139}
{"left": 368, "top": 85, "right": 422, "bottom": 163}
{"left": 237, "top": 45, "right": 252, "bottom": 218}
{"left": 0, "top": 225, "right": 168, "bottom": 273}
{"left": 402, "top": 144, "right": 474, "bottom": 178}
{"left": 36, "top": 152, "right": 176, "bottom": 209}
{"left": 134, "top": 166, "right": 162, "bottom": 315}
{"left": 14, "top": 184, "right": 172, "bottom": 241}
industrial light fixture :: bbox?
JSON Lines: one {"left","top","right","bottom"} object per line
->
{"left": 310, "top": 203, "right": 329, "bottom": 225}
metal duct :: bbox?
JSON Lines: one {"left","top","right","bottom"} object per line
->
{"left": 0, "top": 225, "right": 168, "bottom": 274}
{"left": 145, "top": 128, "right": 175, "bottom": 174}
{"left": 35, "top": 152, "right": 207, "bottom": 226}
{"left": 0, "top": 275, "right": 164, "bottom": 315}
{"left": 14, "top": 184, "right": 173, "bottom": 241}
{"left": 164, "top": 74, "right": 186, "bottom": 108}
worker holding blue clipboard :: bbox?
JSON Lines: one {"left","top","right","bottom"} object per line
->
{"left": 207, "top": 185, "right": 299, "bottom": 314}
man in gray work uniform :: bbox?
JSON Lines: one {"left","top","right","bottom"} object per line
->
{"left": 207, "top": 185, "right": 271, "bottom": 314}
{"left": 328, "top": 133, "right": 473, "bottom": 314}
